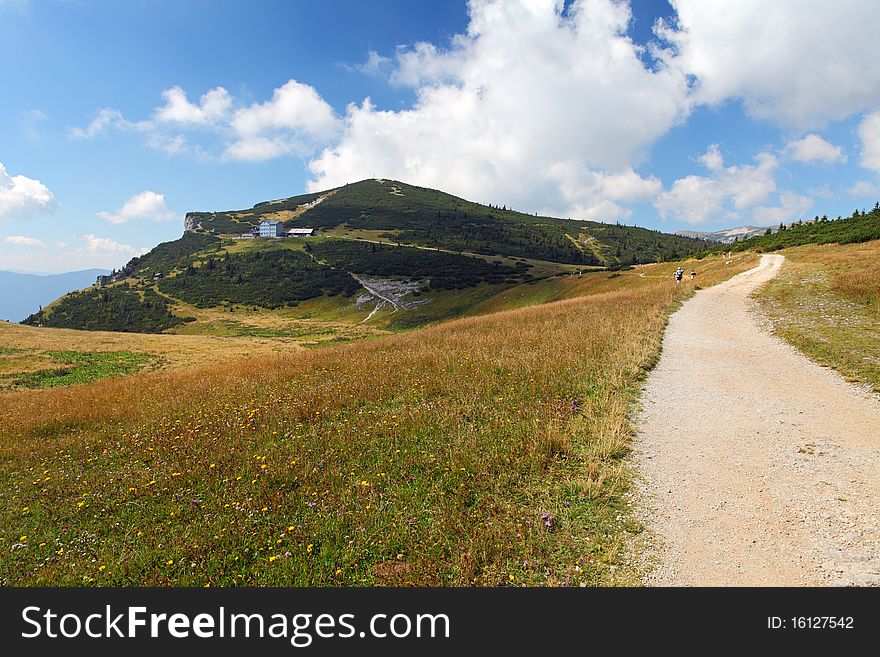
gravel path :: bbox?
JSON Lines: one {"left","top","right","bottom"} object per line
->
{"left": 634, "top": 254, "right": 880, "bottom": 586}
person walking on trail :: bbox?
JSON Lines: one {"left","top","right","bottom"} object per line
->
{"left": 690, "top": 269, "right": 696, "bottom": 281}
{"left": 674, "top": 267, "right": 684, "bottom": 283}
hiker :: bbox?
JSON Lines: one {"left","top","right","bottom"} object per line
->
{"left": 690, "top": 269, "right": 696, "bottom": 280}
{"left": 674, "top": 267, "right": 683, "bottom": 283}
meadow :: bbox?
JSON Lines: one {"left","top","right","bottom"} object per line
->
{"left": 754, "top": 240, "right": 880, "bottom": 391}
{"left": 0, "top": 253, "right": 756, "bottom": 586}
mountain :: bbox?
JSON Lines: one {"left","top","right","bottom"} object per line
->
{"left": 23, "top": 179, "right": 710, "bottom": 333}
{"left": 0, "top": 269, "right": 109, "bottom": 322}
{"left": 676, "top": 226, "right": 771, "bottom": 243}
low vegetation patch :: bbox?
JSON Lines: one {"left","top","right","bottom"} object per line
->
{"left": 308, "top": 239, "right": 526, "bottom": 289}
{"left": 0, "top": 350, "right": 155, "bottom": 390}
{"left": 158, "top": 250, "right": 360, "bottom": 309}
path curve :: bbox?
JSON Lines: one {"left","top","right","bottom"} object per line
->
{"left": 635, "top": 254, "right": 880, "bottom": 586}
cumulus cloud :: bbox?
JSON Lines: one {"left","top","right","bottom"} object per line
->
{"left": 97, "top": 191, "right": 178, "bottom": 224}
{"left": 308, "top": 0, "right": 690, "bottom": 220}
{"left": 70, "top": 80, "right": 338, "bottom": 162}
{"left": 226, "top": 80, "right": 341, "bottom": 161}
{"left": 660, "top": 0, "right": 880, "bottom": 127}
{"left": 858, "top": 111, "right": 880, "bottom": 173}
{"left": 82, "top": 233, "right": 144, "bottom": 256}
{"left": 544, "top": 162, "right": 661, "bottom": 221}
{"left": 154, "top": 86, "right": 232, "bottom": 126}
{"left": 4, "top": 235, "right": 46, "bottom": 247}
{"left": 752, "top": 191, "right": 814, "bottom": 225}
{"left": 784, "top": 134, "right": 846, "bottom": 164}
{"left": 0, "top": 162, "right": 57, "bottom": 219}
{"left": 849, "top": 180, "right": 879, "bottom": 198}
{"left": 654, "top": 145, "right": 778, "bottom": 224}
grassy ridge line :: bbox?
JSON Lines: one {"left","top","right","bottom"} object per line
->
{"left": 754, "top": 240, "right": 880, "bottom": 391}
{"left": 0, "top": 254, "right": 756, "bottom": 586}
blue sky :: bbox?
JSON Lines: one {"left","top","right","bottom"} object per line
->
{"left": 2, "top": 0, "right": 880, "bottom": 272}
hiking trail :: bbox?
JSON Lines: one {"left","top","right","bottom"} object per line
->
{"left": 635, "top": 254, "right": 880, "bottom": 586}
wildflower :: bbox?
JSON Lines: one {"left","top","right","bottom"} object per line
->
{"left": 98, "top": 565, "right": 106, "bottom": 572}
{"left": 307, "top": 544, "right": 313, "bottom": 553}
{"left": 167, "top": 559, "right": 174, "bottom": 566}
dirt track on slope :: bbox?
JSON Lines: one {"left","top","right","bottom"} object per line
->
{"left": 635, "top": 254, "right": 880, "bottom": 586}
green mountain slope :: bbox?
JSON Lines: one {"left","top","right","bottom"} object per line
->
{"left": 721, "top": 203, "right": 880, "bottom": 253}
{"left": 23, "top": 179, "right": 710, "bottom": 334}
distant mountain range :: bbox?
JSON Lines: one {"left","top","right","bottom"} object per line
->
{"left": 675, "top": 226, "right": 770, "bottom": 243}
{"left": 0, "top": 269, "right": 109, "bottom": 322}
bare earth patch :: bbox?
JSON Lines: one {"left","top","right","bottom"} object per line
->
{"left": 635, "top": 254, "right": 880, "bottom": 586}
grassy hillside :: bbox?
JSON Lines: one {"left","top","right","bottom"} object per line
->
{"left": 754, "top": 240, "right": 880, "bottom": 391}
{"left": 0, "top": 253, "right": 756, "bottom": 586}
{"left": 288, "top": 179, "right": 706, "bottom": 265}
{"left": 21, "top": 179, "right": 712, "bottom": 335}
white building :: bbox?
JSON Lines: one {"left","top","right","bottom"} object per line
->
{"left": 287, "top": 228, "right": 314, "bottom": 237}
{"left": 259, "top": 220, "right": 285, "bottom": 237}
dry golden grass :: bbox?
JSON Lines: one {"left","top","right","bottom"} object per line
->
{"left": 0, "top": 252, "right": 756, "bottom": 586}
{"left": 0, "top": 321, "right": 307, "bottom": 371}
{"left": 754, "top": 240, "right": 880, "bottom": 390}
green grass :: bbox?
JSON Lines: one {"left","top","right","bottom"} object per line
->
{"left": 0, "top": 350, "right": 156, "bottom": 389}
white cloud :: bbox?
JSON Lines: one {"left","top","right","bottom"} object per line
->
{"left": 69, "top": 108, "right": 132, "bottom": 140}
{"left": 97, "top": 191, "right": 178, "bottom": 224}
{"left": 226, "top": 80, "right": 340, "bottom": 161}
{"left": 697, "top": 143, "right": 724, "bottom": 172}
{"left": 753, "top": 191, "right": 814, "bottom": 225}
{"left": 82, "top": 233, "right": 146, "bottom": 257}
{"left": 544, "top": 162, "right": 661, "bottom": 221}
{"left": 0, "top": 162, "right": 57, "bottom": 219}
{"left": 70, "top": 80, "right": 339, "bottom": 162}
{"left": 849, "top": 180, "right": 879, "bottom": 198}
{"left": 153, "top": 86, "right": 232, "bottom": 126}
{"left": 807, "top": 184, "right": 834, "bottom": 199}
{"left": 784, "top": 134, "right": 846, "bottom": 164}
{"left": 4, "top": 235, "right": 46, "bottom": 247}
{"left": 19, "top": 109, "right": 47, "bottom": 140}
{"left": 654, "top": 145, "right": 778, "bottom": 224}
{"left": 858, "top": 111, "right": 880, "bottom": 173}
{"left": 308, "top": 0, "right": 690, "bottom": 220}
{"left": 347, "top": 50, "right": 393, "bottom": 76}
{"left": 660, "top": 0, "right": 880, "bottom": 127}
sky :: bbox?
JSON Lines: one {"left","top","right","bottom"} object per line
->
{"left": 2, "top": 0, "right": 880, "bottom": 273}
